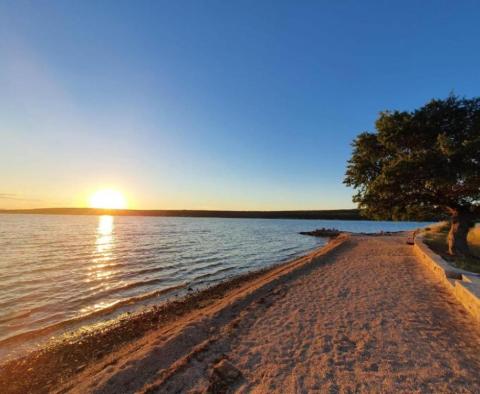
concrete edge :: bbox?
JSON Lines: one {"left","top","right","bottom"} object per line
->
{"left": 462, "top": 273, "right": 480, "bottom": 285}
{"left": 413, "top": 234, "right": 480, "bottom": 323}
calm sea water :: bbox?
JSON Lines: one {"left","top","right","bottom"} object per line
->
{"left": 0, "top": 214, "right": 431, "bottom": 358}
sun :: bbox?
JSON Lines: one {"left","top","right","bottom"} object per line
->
{"left": 89, "top": 189, "right": 127, "bottom": 209}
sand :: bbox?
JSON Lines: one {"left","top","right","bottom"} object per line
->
{"left": 2, "top": 234, "right": 480, "bottom": 393}
{"left": 44, "top": 233, "right": 479, "bottom": 394}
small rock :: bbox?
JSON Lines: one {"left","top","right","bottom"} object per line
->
{"left": 214, "top": 359, "right": 241, "bottom": 380}
{"left": 207, "top": 359, "right": 242, "bottom": 393}
{"left": 299, "top": 228, "right": 340, "bottom": 238}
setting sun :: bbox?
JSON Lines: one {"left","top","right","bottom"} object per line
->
{"left": 89, "top": 189, "right": 127, "bottom": 209}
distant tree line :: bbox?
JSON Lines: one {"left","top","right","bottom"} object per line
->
{"left": 1, "top": 207, "right": 365, "bottom": 220}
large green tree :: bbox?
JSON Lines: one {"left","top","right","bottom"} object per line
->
{"left": 344, "top": 95, "right": 480, "bottom": 256}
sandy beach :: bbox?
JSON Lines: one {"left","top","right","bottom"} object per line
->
{"left": 3, "top": 232, "right": 480, "bottom": 393}
{"left": 3, "top": 3, "right": 479, "bottom": 393}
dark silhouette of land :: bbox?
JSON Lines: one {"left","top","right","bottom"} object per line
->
{"left": 0, "top": 207, "right": 363, "bottom": 220}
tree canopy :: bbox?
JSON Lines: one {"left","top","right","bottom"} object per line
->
{"left": 344, "top": 95, "right": 480, "bottom": 221}
{"left": 345, "top": 95, "right": 480, "bottom": 255}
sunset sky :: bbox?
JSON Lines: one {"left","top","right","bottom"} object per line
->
{"left": 1, "top": 1, "right": 480, "bottom": 210}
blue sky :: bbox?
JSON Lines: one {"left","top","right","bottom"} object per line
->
{"left": 1, "top": 1, "right": 479, "bottom": 209}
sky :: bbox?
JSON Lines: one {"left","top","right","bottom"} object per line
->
{"left": 1, "top": 1, "right": 480, "bottom": 210}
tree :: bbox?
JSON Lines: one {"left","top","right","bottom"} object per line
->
{"left": 344, "top": 95, "right": 480, "bottom": 256}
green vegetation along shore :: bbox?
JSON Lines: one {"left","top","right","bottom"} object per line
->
{"left": 423, "top": 223, "right": 480, "bottom": 273}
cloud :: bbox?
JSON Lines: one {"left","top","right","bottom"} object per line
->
{"left": 0, "top": 193, "right": 41, "bottom": 201}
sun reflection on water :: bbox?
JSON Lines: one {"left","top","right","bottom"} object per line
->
{"left": 85, "top": 216, "right": 116, "bottom": 296}
{"left": 98, "top": 215, "right": 114, "bottom": 236}
{"left": 95, "top": 215, "right": 114, "bottom": 259}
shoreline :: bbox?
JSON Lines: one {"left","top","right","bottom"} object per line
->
{"left": 0, "top": 235, "right": 347, "bottom": 393}
{"left": 3, "top": 232, "right": 480, "bottom": 393}
{"left": 0, "top": 239, "right": 329, "bottom": 362}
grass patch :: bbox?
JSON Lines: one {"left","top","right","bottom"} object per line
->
{"left": 423, "top": 224, "right": 480, "bottom": 273}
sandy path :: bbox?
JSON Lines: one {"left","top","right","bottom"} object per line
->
{"left": 64, "top": 234, "right": 480, "bottom": 393}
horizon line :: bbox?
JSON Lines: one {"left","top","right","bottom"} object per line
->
{"left": 0, "top": 207, "right": 358, "bottom": 212}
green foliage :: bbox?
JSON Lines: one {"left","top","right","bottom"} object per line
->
{"left": 345, "top": 95, "right": 480, "bottom": 220}
{"left": 423, "top": 228, "right": 480, "bottom": 273}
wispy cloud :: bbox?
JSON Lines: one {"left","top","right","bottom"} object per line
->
{"left": 0, "top": 193, "right": 41, "bottom": 201}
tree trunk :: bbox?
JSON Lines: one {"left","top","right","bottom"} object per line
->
{"left": 447, "top": 208, "right": 473, "bottom": 257}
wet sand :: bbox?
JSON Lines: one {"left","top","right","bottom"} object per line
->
{"left": 3, "top": 233, "right": 480, "bottom": 393}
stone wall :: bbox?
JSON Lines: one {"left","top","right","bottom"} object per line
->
{"left": 414, "top": 235, "right": 480, "bottom": 323}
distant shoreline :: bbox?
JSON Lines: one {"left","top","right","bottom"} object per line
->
{"left": 0, "top": 207, "right": 364, "bottom": 220}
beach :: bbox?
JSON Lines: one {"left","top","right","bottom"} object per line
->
{"left": 2, "top": 232, "right": 480, "bottom": 393}
{"left": 3, "top": 2, "right": 479, "bottom": 393}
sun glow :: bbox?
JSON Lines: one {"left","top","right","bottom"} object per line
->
{"left": 89, "top": 189, "right": 127, "bottom": 209}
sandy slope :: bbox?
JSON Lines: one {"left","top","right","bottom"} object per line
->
{"left": 61, "top": 234, "right": 480, "bottom": 393}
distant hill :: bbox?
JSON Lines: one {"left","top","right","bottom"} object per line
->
{"left": 0, "top": 207, "right": 363, "bottom": 220}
